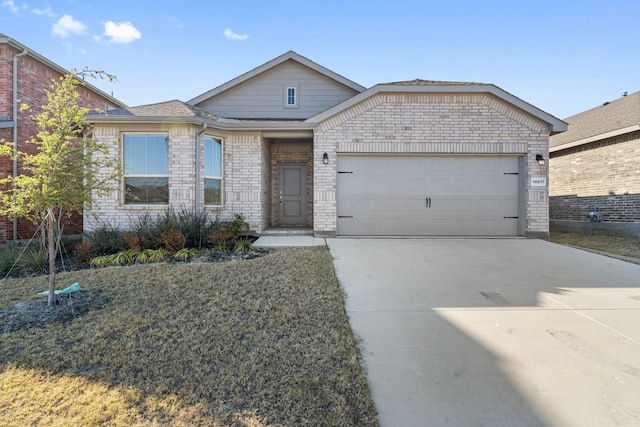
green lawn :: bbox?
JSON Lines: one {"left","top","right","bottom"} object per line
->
{"left": 0, "top": 247, "right": 378, "bottom": 426}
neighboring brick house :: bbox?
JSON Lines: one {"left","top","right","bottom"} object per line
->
{"left": 86, "top": 51, "right": 566, "bottom": 239}
{"left": 0, "top": 33, "right": 126, "bottom": 244}
{"left": 549, "top": 91, "right": 640, "bottom": 236}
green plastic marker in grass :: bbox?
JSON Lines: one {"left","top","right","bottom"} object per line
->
{"left": 37, "top": 282, "right": 81, "bottom": 296}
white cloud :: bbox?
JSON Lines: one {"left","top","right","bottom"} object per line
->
{"left": 1, "top": 0, "right": 26, "bottom": 14}
{"left": 52, "top": 14, "right": 87, "bottom": 37}
{"left": 102, "top": 21, "right": 141, "bottom": 44}
{"left": 32, "top": 6, "right": 57, "bottom": 17}
{"left": 223, "top": 28, "right": 249, "bottom": 41}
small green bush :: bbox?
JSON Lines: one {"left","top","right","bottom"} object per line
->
{"left": 229, "top": 213, "right": 250, "bottom": 238}
{"left": 89, "top": 255, "right": 112, "bottom": 268}
{"left": 21, "top": 247, "right": 48, "bottom": 273}
{"left": 233, "top": 239, "right": 255, "bottom": 252}
{"left": 0, "top": 244, "right": 23, "bottom": 273}
{"left": 173, "top": 248, "right": 198, "bottom": 261}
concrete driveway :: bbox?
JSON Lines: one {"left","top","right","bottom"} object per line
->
{"left": 327, "top": 238, "right": 640, "bottom": 427}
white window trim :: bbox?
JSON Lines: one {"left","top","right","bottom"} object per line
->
{"left": 203, "top": 135, "right": 224, "bottom": 207}
{"left": 284, "top": 85, "right": 298, "bottom": 108}
{"left": 121, "top": 132, "right": 170, "bottom": 206}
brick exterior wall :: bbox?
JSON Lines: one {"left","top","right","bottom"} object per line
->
{"left": 0, "top": 44, "right": 116, "bottom": 243}
{"left": 87, "top": 92, "right": 553, "bottom": 238}
{"left": 270, "top": 142, "right": 313, "bottom": 227}
{"left": 549, "top": 131, "right": 640, "bottom": 223}
{"left": 86, "top": 125, "right": 266, "bottom": 233}
{"left": 313, "top": 93, "right": 551, "bottom": 237}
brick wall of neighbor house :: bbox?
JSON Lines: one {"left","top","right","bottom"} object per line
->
{"left": 0, "top": 46, "right": 115, "bottom": 243}
{"left": 550, "top": 132, "right": 640, "bottom": 223}
{"left": 270, "top": 142, "right": 313, "bottom": 227}
{"left": 314, "top": 93, "right": 551, "bottom": 237}
{"left": 86, "top": 125, "right": 269, "bottom": 234}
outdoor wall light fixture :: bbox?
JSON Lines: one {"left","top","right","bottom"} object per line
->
{"left": 323, "top": 152, "right": 329, "bottom": 164}
{"left": 536, "top": 154, "right": 546, "bottom": 166}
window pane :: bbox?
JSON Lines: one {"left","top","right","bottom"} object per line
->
{"left": 204, "top": 137, "right": 222, "bottom": 177}
{"left": 124, "top": 134, "right": 168, "bottom": 175}
{"left": 204, "top": 178, "right": 221, "bottom": 205}
{"left": 125, "top": 177, "right": 169, "bottom": 204}
{"left": 287, "top": 87, "right": 296, "bottom": 105}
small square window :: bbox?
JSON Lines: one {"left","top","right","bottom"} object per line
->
{"left": 285, "top": 86, "right": 297, "bottom": 107}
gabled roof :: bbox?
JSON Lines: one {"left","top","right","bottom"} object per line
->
{"left": 0, "top": 32, "right": 127, "bottom": 109}
{"left": 305, "top": 80, "right": 568, "bottom": 134}
{"left": 550, "top": 90, "right": 640, "bottom": 151}
{"left": 86, "top": 100, "right": 220, "bottom": 122}
{"left": 85, "top": 99, "right": 314, "bottom": 131}
{"left": 187, "top": 51, "right": 366, "bottom": 106}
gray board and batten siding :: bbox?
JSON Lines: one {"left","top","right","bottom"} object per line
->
{"left": 193, "top": 60, "right": 361, "bottom": 120}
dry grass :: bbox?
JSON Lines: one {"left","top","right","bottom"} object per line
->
{"left": 0, "top": 247, "right": 378, "bottom": 426}
{"left": 550, "top": 231, "right": 640, "bottom": 264}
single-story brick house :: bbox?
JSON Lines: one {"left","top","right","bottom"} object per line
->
{"left": 0, "top": 33, "right": 126, "bottom": 244}
{"left": 85, "top": 51, "right": 566, "bottom": 239}
{"left": 549, "top": 90, "right": 640, "bottom": 236}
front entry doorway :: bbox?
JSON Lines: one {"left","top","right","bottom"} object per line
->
{"left": 278, "top": 163, "right": 307, "bottom": 225}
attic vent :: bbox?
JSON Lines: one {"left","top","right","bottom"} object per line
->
{"left": 603, "top": 102, "right": 610, "bottom": 106}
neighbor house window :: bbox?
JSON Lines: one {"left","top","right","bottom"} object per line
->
{"left": 285, "top": 86, "right": 297, "bottom": 107}
{"left": 204, "top": 136, "right": 223, "bottom": 205}
{"left": 123, "top": 133, "right": 169, "bottom": 204}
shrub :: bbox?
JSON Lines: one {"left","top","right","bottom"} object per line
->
{"left": 161, "top": 229, "right": 187, "bottom": 255}
{"left": 129, "top": 212, "right": 162, "bottom": 249}
{"left": 123, "top": 232, "right": 144, "bottom": 251}
{"left": 73, "top": 241, "right": 94, "bottom": 266}
{"left": 21, "top": 247, "right": 48, "bottom": 273}
{"left": 90, "top": 255, "right": 113, "bottom": 267}
{"left": 173, "top": 248, "right": 198, "bottom": 261}
{"left": 144, "top": 248, "right": 168, "bottom": 262}
{"left": 233, "top": 239, "right": 255, "bottom": 252}
{"left": 85, "top": 225, "right": 126, "bottom": 256}
{"left": 0, "top": 244, "right": 22, "bottom": 273}
{"left": 175, "top": 208, "right": 219, "bottom": 249}
{"left": 208, "top": 227, "right": 235, "bottom": 251}
{"left": 112, "top": 250, "right": 138, "bottom": 266}
{"left": 229, "top": 213, "right": 250, "bottom": 238}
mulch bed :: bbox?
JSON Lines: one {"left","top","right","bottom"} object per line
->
{"left": 0, "top": 290, "right": 110, "bottom": 334}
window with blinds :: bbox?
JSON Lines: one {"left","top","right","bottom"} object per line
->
{"left": 123, "top": 133, "right": 169, "bottom": 204}
{"left": 204, "top": 136, "right": 223, "bottom": 205}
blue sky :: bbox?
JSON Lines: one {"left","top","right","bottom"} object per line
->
{"left": 1, "top": 0, "right": 639, "bottom": 119}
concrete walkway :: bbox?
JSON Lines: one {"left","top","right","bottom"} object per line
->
{"left": 253, "top": 235, "right": 326, "bottom": 247}
{"left": 327, "top": 238, "right": 640, "bottom": 427}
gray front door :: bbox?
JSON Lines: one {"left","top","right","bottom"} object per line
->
{"left": 278, "top": 163, "right": 307, "bottom": 225}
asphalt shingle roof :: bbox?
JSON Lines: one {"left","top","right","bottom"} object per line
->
{"left": 550, "top": 90, "right": 640, "bottom": 147}
{"left": 382, "top": 79, "right": 486, "bottom": 86}
{"left": 87, "top": 100, "right": 220, "bottom": 122}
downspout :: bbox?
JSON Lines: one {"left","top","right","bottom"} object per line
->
{"left": 195, "top": 123, "right": 207, "bottom": 212}
{"left": 12, "top": 47, "right": 28, "bottom": 242}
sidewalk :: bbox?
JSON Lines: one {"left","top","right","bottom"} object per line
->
{"left": 253, "top": 236, "right": 326, "bottom": 247}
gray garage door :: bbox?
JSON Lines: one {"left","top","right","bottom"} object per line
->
{"left": 337, "top": 155, "right": 521, "bottom": 236}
